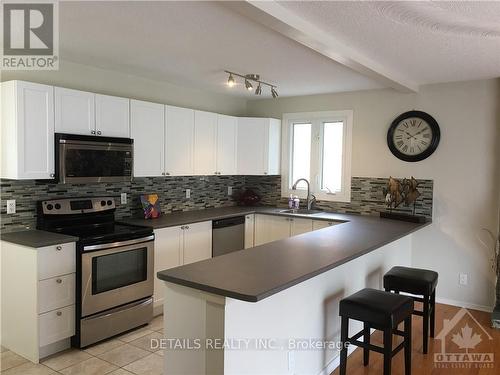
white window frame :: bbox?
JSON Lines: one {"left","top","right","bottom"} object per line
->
{"left": 281, "top": 110, "right": 353, "bottom": 203}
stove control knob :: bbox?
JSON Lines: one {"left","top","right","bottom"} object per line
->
{"left": 54, "top": 203, "right": 61, "bottom": 210}
{"left": 46, "top": 204, "right": 53, "bottom": 210}
{"left": 101, "top": 200, "right": 106, "bottom": 207}
{"left": 107, "top": 200, "right": 113, "bottom": 206}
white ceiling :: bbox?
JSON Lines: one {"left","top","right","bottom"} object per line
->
{"left": 58, "top": 1, "right": 500, "bottom": 98}
{"left": 277, "top": 0, "right": 500, "bottom": 85}
{"left": 59, "top": 1, "right": 382, "bottom": 98}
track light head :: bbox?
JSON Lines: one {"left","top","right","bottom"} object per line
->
{"left": 245, "top": 79, "right": 253, "bottom": 91}
{"left": 271, "top": 87, "right": 278, "bottom": 98}
{"left": 255, "top": 83, "right": 262, "bottom": 95}
{"left": 227, "top": 73, "right": 235, "bottom": 87}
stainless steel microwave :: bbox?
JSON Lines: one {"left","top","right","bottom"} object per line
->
{"left": 56, "top": 133, "right": 133, "bottom": 184}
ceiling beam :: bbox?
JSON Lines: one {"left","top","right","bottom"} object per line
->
{"left": 223, "top": 0, "right": 419, "bottom": 93}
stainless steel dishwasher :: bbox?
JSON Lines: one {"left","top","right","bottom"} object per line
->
{"left": 212, "top": 216, "right": 245, "bottom": 257}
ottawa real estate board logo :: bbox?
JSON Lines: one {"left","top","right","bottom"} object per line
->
{"left": 1, "top": 1, "right": 58, "bottom": 70}
{"left": 434, "top": 308, "right": 494, "bottom": 369}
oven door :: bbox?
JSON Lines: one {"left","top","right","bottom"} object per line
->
{"left": 81, "top": 236, "right": 154, "bottom": 317}
{"left": 58, "top": 137, "right": 133, "bottom": 184}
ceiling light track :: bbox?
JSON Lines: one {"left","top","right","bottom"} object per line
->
{"left": 224, "top": 70, "right": 278, "bottom": 97}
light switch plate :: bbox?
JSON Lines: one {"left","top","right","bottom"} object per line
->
{"left": 121, "top": 193, "right": 127, "bottom": 205}
{"left": 459, "top": 273, "right": 468, "bottom": 285}
{"left": 228, "top": 186, "right": 233, "bottom": 196}
{"left": 186, "top": 189, "right": 191, "bottom": 199}
{"left": 6, "top": 200, "right": 16, "bottom": 214}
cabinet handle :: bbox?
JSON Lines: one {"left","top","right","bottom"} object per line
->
{"left": 56, "top": 278, "right": 62, "bottom": 284}
{"left": 165, "top": 172, "right": 170, "bottom": 176}
{"left": 97, "top": 130, "right": 102, "bottom": 135}
{"left": 91, "top": 130, "right": 96, "bottom": 135}
{"left": 180, "top": 226, "right": 185, "bottom": 230}
{"left": 185, "top": 225, "right": 189, "bottom": 230}
{"left": 56, "top": 311, "right": 62, "bottom": 316}
{"left": 56, "top": 245, "right": 62, "bottom": 251}
{"left": 50, "top": 173, "right": 55, "bottom": 178}
{"left": 264, "top": 172, "right": 268, "bottom": 175}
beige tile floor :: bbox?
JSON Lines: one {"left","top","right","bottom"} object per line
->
{"left": 1, "top": 315, "right": 164, "bottom": 375}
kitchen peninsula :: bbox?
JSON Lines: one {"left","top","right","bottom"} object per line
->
{"left": 155, "top": 208, "right": 430, "bottom": 375}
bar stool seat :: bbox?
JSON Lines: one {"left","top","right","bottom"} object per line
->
{"left": 384, "top": 266, "right": 438, "bottom": 354}
{"left": 339, "top": 288, "right": 414, "bottom": 375}
{"left": 384, "top": 266, "right": 438, "bottom": 296}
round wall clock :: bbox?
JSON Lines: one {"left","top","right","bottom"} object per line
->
{"left": 387, "top": 110, "right": 440, "bottom": 162}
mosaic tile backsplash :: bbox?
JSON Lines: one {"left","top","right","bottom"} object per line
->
{"left": 0, "top": 175, "right": 433, "bottom": 232}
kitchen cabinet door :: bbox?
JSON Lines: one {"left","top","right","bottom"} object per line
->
{"left": 153, "top": 227, "right": 182, "bottom": 308}
{"left": 193, "top": 110, "right": 217, "bottom": 175}
{"left": 237, "top": 117, "right": 281, "bottom": 175}
{"left": 237, "top": 117, "right": 267, "bottom": 175}
{"left": 312, "top": 220, "right": 341, "bottom": 231}
{"left": 1, "top": 81, "right": 55, "bottom": 179}
{"left": 165, "top": 105, "right": 194, "bottom": 176}
{"left": 130, "top": 100, "right": 165, "bottom": 177}
{"left": 244, "top": 214, "right": 255, "bottom": 249}
{"left": 290, "top": 218, "right": 313, "bottom": 236}
{"left": 182, "top": 221, "right": 212, "bottom": 265}
{"left": 95, "top": 94, "right": 130, "bottom": 137}
{"left": 55, "top": 87, "right": 95, "bottom": 136}
{"left": 216, "top": 114, "right": 237, "bottom": 175}
{"left": 254, "top": 215, "right": 290, "bottom": 246}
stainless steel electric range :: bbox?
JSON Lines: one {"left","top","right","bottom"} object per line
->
{"left": 37, "top": 197, "right": 154, "bottom": 348}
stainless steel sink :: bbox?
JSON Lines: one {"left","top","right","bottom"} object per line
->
{"left": 279, "top": 209, "right": 324, "bottom": 216}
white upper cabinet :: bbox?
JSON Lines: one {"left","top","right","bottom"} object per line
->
{"left": 216, "top": 114, "right": 238, "bottom": 175}
{"left": 130, "top": 100, "right": 165, "bottom": 177}
{"left": 55, "top": 87, "right": 95, "bottom": 136}
{"left": 1, "top": 81, "right": 55, "bottom": 179}
{"left": 95, "top": 94, "right": 130, "bottom": 137}
{"left": 165, "top": 105, "right": 195, "bottom": 176}
{"left": 193, "top": 110, "right": 217, "bottom": 175}
{"left": 237, "top": 117, "right": 281, "bottom": 175}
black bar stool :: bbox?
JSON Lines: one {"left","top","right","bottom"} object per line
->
{"left": 339, "top": 288, "right": 413, "bottom": 375}
{"left": 383, "top": 266, "right": 438, "bottom": 354}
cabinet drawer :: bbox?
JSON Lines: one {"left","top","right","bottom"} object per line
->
{"left": 39, "top": 305, "right": 75, "bottom": 347}
{"left": 38, "top": 274, "right": 75, "bottom": 314}
{"left": 38, "top": 243, "right": 76, "bottom": 280}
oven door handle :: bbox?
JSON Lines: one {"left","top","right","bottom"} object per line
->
{"left": 83, "top": 235, "right": 155, "bottom": 251}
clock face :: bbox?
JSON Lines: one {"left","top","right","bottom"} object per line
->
{"left": 387, "top": 111, "right": 440, "bottom": 162}
{"left": 392, "top": 117, "right": 433, "bottom": 156}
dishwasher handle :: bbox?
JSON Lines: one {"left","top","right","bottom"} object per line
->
{"left": 212, "top": 216, "right": 245, "bottom": 229}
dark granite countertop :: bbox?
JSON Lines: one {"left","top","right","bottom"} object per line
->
{"left": 119, "top": 205, "right": 347, "bottom": 229}
{"left": 1, "top": 230, "right": 78, "bottom": 248}
{"left": 157, "top": 213, "right": 430, "bottom": 302}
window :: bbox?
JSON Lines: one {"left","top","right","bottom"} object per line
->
{"left": 282, "top": 111, "right": 353, "bottom": 202}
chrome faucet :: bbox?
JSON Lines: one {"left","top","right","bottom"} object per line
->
{"left": 292, "top": 178, "right": 313, "bottom": 210}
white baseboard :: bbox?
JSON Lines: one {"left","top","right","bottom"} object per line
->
{"left": 317, "top": 344, "right": 357, "bottom": 375}
{"left": 435, "top": 297, "right": 493, "bottom": 313}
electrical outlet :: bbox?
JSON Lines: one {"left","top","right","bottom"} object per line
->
{"left": 186, "top": 189, "right": 191, "bottom": 199}
{"left": 228, "top": 186, "right": 233, "bottom": 196}
{"left": 288, "top": 351, "right": 295, "bottom": 373}
{"left": 459, "top": 273, "right": 468, "bottom": 286}
{"left": 6, "top": 200, "right": 16, "bottom": 214}
{"left": 121, "top": 193, "right": 127, "bottom": 205}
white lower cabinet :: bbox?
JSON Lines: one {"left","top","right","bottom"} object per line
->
{"left": 254, "top": 215, "right": 291, "bottom": 246}
{"left": 153, "top": 221, "right": 212, "bottom": 311}
{"left": 254, "top": 215, "right": 341, "bottom": 246}
{"left": 312, "top": 220, "right": 342, "bottom": 230}
{"left": 1, "top": 240, "right": 76, "bottom": 363}
{"left": 39, "top": 305, "right": 75, "bottom": 347}
{"left": 244, "top": 214, "right": 255, "bottom": 249}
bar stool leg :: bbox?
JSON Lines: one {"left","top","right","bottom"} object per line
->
{"left": 423, "top": 294, "right": 430, "bottom": 354}
{"left": 340, "top": 316, "right": 348, "bottom": 375}
{"left": 363, "top": 322, "right": 370, "bottom": 366}
{"left": 383, "top": 328, "right": 393, "bottom": 375}
{"left": 404, "top": 316, "right": 412, "bottom": 375}
{"left": 430, "top": 290, "right": 436, "bottom": 338}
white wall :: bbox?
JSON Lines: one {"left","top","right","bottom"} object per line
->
{"left": 0, "top": 60, "right": 247, "bottom": 116}
{"left": 247, "top": 79, "right": 500, "bottom": 310}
